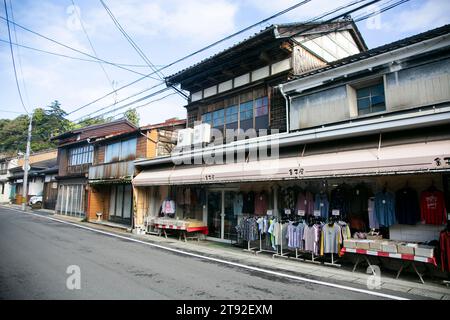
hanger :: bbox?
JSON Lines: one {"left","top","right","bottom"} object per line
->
{"left": 428, "top": 180, "right": 437, "bottom": 192}
{"left": 382, "top": 182, "right": 388, "bottom": 193}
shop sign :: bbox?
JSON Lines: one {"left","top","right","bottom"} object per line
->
{"left": 204, "top": 174, "right": 215, "bottom": 181}
{"left": 332, "top": 209, "right": 340, "bottom": 216}
{"left": 266, "top": 210, "right": 273, "bottom": 216}
{"left": 284, "top": 209, "right": 291, "bottom": 215}
{"left": 313, "top": 210, "right": 320, "bottom": 217}
{"left": 298, "top": 210, "right": 306, "bottom": 216}
{"left": 288, "top": 167, "right": 304, "bottom": 178}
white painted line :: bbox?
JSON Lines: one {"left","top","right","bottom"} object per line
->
{"left": 3, "top": 206, "right": 408, "bottom": 300}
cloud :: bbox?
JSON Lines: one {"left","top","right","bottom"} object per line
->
{"left": 86, "top": 0, "right": 239, "bottom": 43}
{"left": 381, "top": 0, "right": 450, "bottom": 33}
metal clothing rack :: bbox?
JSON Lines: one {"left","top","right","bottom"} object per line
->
{"left": 243, "top": 239, "right": 258, "bottom": 254}
{"left": 273, "top": 222, "right": 289, "bottom": 259}
{"left": 324, "top": 253, "right": 341, "bottom": 267}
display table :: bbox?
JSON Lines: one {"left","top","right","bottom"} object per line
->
{"left": 154, "top": 223, "right": 209, "bottom": 242}
{"left": 340, "top": 247, "right": 437, "bottom": 284}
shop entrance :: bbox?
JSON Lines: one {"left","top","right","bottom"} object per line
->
{"left": 207, "top": 190, "right": 238, "bottom": 241}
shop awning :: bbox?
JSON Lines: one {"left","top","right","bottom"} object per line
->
{"left": 132, "top": 140, "right": 450, "bottom": 186}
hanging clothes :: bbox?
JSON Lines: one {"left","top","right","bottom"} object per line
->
{"left": 439, "top": 230, "right": 450, "bottom": 272}
{"left": 420, "top": 189, "right": 447, "bottom": 225}
{"left": 287, "top": 221, "right": 306, "bottom": 250}
{"left": 303, "top": 223, "right": 322, "bottom": 255}
{"left": 295, "top": 190, "right": 314, "bottom": 216}
{"left": 320, "top": 223, "right": 342, "bottom": 255}
{"left": 233, "top": 192, "right": 244, "bottom": 216}
{"left": 279, "top": 187, "right": 296, "bottom": 213}
{"left": 161, "top": 199, "right": 176, "bottom": 215}
{"left": 395, "top": 187, "right": 420, "bottom": 225}
{"left": 314, "top": 192, "right": 329, "bottom": 219}
{"left": 374, "top": 191, "right": 396, "bottom": 227}
{"left": 330, "top": 184, "right": 351, "bottom": 219}
{"left": 337, "top": 221, "right": 351, "bottom": 241}
{"left": 368, "top": 197, "right": 379, "bottom": 229}
{"left": 254, "top": 191, "right": 269, "bottom": 216}
{"left": 235, "top": 217, "right": 258, "bottom": 242}
{"left": 349, "top": 183, "right": 371, "bottom": 226}
{"left": 242, "top": 191, "right": 255, "bottom": 214}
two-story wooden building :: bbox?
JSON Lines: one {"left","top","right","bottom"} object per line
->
{"left": 51, "top": 120, "right": 139, "bottom": 218}
{"left": 132, "top": 20, "right": 367, "bottom": 240}
{"left": 133, "top": 23, "right": 450, "bottom": 253}
{"left": 87, "top": 118, "right": 186, "bottom": 227}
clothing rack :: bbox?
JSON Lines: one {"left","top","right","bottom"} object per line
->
{"left": 256, "top": 216, "right": 278, "bottom": 255}
{"left": 324, "top": 253, "right": 341, "bottom": 267}
{"left": 273, "top": 222, "right": 289, "bottom": 259}
{"left": 243, "top": 240, "right": 258, "bottom": 254}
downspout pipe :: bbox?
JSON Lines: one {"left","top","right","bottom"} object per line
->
{"left": 278, "top": 84, "right": 290, "bottom": 133}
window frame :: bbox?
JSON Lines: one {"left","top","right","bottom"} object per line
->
{"left": 355, "top": 82, "right": 386, "bottom": 115}
{"left": 68, "top": 145, "right": 94, "bottom": 166}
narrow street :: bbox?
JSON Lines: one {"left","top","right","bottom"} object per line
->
{"left": 0, "top": 206, "right": 424, "bottom": 300}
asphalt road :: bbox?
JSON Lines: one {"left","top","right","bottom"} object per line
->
{"left": 0, "top": 206, "right": 421, "bottom": 300}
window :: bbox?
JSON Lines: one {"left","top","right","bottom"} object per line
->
{"left": 225, "top": 105, "right": 238, "bottom": 130}
{"left": 69, "top": 145, "right": 93, "bottom": 166}
{"left": 202, "top": 112, "right": 212, "bottom": 125}
{"left": 255, "top": 97, "right": 269, "bottom": 131}
{"left": 239, "top": 101, "right": 253, "bottom": 131}
{"left": 55, "top": 184, "right": 85, "bottom": 217}
{"left": 200, "top": 94, "right": 270, "bottom": 133}
{"left": 212, "top": 109, "right": 225, "bottom": 132}
{"left": 105, "top": 138, "right": 137, "bottom": 163}
{"left": 357, "top": 83, "right": 385, "bottom": 115}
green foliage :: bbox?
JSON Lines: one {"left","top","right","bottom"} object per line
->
{"left": 0, "top": 100, "right": 72, "bottom": 154}
{"left": 124, "top": 109, "right": 140, "bottom": 126}
{"left": 0, "top": 100, "right": 142, "bottom": 155}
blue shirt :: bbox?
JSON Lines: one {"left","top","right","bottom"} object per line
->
{"left": 374, "top": 191, "right": 396, "bottom": 227}
{"left": 314, "top": 193, "right": 330, "bottom": 218}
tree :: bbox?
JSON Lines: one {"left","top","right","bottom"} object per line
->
{"left": 124, "top": 109, "right": 140, "bottom": 126}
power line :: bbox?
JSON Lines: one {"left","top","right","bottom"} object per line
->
{"left": 9, "top": 0, "right": 31, "bottom": 108}
{"left": 77, "top": 86, "right": 173, "bottom": 122}
{"left": 67, "top": 0, "right": 315, "bottom": 116}
{"left": 0, "top": 15, "right": 162, "bottom": 80}
{"left": 75, "top": 0, "right": 405, "bottom": 123}
{"left": 113, "top": 92, "right": 178, "bottom": 119}
{"left": 0, "top": 38, "right": 160, "bottom": 67}
{"left": 71, "top": 0, "right": 114, "bottom": 91}
{"left": 0, "top": 109, "right": 26, "bottom": 114}
{"left": 99, "top": 0, "right": 188, "bottom": 101}
{"left": 74, "top": 0, "right": 370, "bottom": 123}
{"left": 3, "top": 0, "right": 28, "bottom": 114}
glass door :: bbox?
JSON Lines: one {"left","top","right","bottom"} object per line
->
{"left": 207, "top": 191, "right": 222, "bottom": 238}
{"left": 224, "top": 191, "right": 238, "bottom": 241}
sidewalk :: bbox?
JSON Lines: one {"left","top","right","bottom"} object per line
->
{"left": 6, "top": 205, "right": 450, "bottom": 300}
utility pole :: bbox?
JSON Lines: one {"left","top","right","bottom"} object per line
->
{"left": 21, "top": 112, "right": 33, "bottom": 211}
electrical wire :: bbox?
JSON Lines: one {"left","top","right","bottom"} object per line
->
{"left": 0, "top": 15, "right": 162, "bottom": 80}
{"left": 0, "top": 38, "right": 159, "bottom": 67}
{"left": 66, "top": 0, "right": 315, "bottom": 115}
{"left": 3, "top": 0, "right": 28, "bottom": 114}
{"left": 99, "top": 0, "right": 188, "bottom": 100}
{"left": 71, "top": 0, "right": 114, "bottom": 91}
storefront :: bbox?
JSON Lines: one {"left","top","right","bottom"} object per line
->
{"left": 133, "top": 135, "right": 450, "bottom": 277}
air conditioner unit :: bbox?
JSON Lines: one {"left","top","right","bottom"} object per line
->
{"left": 193, "top": 123, "right": 211, "bottom": 145}
{"left": 177, "top": 128, "right": 193, "bottom": 147}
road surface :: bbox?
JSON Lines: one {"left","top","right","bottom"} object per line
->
{"left": 0, "top": 206, "right": 421, "bottom": 300}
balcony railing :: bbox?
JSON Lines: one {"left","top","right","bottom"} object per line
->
{"left": 88, "top": 160, "right": 135, "bottom": 181}
{"left": 67, "top": 163, "right": 90, "bottom": 176}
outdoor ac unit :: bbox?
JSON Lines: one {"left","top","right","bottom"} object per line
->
{"left": 177, "top": 128, "right": 193, "bottom": 147}
{"left": 193, "top": 123, "right": 211, "bottom": 144}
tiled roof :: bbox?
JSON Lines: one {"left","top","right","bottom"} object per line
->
{"left": 291, "top": 24, "right": 450, "bottom": 80}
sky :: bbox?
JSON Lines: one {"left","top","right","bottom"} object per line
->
{"left": 1, "top": 0, "right": 449, "bottom": 126}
